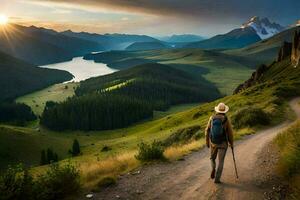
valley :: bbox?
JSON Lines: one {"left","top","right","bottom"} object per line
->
{"left": 0, "top": 7, "right": 300, "bottom": 200}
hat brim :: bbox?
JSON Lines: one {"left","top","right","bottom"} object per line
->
{"left": 215, "top": 105, "right": 229, "bottom": 113}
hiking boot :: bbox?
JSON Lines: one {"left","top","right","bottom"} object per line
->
{"left": 214, "top": 180, "right": 222, "bottom": 184}
{"left": 210, "top": 169, "right": 216, "bottom": 179}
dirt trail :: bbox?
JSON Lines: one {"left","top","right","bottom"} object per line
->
{"left": 91, "top": 98, "right": 300, "bottom": 200}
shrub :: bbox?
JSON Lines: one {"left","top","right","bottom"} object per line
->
{"left": 101, "top": 145, "right": 112, "bottom": 152}
{"left": 0, "top": 163, "right": 81, "bottom": 200}
{"left": 232, "top": 106, "right": 270, "bottom": 129}
{"left": 135, "top": 141, "right": 165, "bottom": 161}
{"left": 0, "top": 164, "right": 34, "bottom": 200}
{"left": 71, "top": 139, "right": 81, "bottom": 157}
{"left": 35, "top": 163, "right": 81, "bottom": 200}
{"left": 40, "top": 149, "right": 59, "bottom": 165}
{"left": 161, "top": 125, "right": 202, "bottom": 147}
{"left": 96, "top": 177, "right": 116, "bottom": 188}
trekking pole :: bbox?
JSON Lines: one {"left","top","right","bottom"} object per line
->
{"left": 231, "top": 146, "right": 239, "bottom": 179}
{"left": 225, "top": 127, "right": 239, "bottom": 179}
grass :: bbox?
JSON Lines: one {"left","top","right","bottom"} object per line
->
{"left": 16, "top": 82, "right": 78, "bottom": 116}
{"left": 153, "top": 103, "right": 200, "bottom": 119}
{"left": 1, "top": 58, "right": 299, "bottom": 192}
{"left": 1, "top": 80, "right": 289, "bottom": 189}
{"left": 2, "top": 78, "right": 289, "bottom": 186}
{"left": 91, "top": 49, "right": 255, "bottom": 95}
{"left": 274, "top": 120, "right": 300, "bottom": 199}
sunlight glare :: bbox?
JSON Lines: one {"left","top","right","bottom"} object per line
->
{"left": 0, "top": 14, "right": 8, "bottom": 25}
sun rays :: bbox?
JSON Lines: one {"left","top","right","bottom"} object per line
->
{"left": 0, "top": 14, "right": 8, "bottom": 25}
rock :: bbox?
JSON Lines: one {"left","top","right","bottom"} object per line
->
{"left": 136, "top": 190, "right": 144, "bottom": 194}
{"left": 131, "top": 170, "right": 141, "bottom": 175}
{"left": 233, "top": 64, "right": 268, "bottom": 94}
{"left": 115, "top": 195, "right": 120, "bottom": 198}
{"left": 277, "top": 42, "right": 292, "bottom": 62}
{"left": 291, "top": 31, "right": 300, "bottom": 67}
{"left": 86, "top": 193, "right": 94, "bottom": 198}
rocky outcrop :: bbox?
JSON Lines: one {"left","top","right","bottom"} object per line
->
{"left": 234, "top": 30, "right": 300, "bottom": 94}
{"left": 291, "top": 31, "right": 300, "bottom": 67}
{"left": 234, "top": 64, "right": 268, "bottom": 94}
{"left": 277, "top": 42, "right": 292, "bottom": 62}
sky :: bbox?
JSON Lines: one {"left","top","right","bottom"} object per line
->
{"left": 1, "top": 0, "right": 300, "bottom": 37}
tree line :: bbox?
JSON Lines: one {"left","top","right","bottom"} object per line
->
{"left": 0, "top": 102, "right": 36, "bottom": 125}
{"left": 41, "top": 63, "right": 220, "bottom": 131}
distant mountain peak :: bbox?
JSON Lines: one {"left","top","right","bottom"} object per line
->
{"left": 291, "top": 20, "right": 300, "bottom": 27}
{"left": 241, "top": 16, "right": 284, "bottom": 39}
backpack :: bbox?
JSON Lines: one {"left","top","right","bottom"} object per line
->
{"left": 210, "top": 115, "right": 227, "bottom": 144}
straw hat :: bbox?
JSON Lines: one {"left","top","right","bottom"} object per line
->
{"left": 215, "top": 102, "right": 229, "bottom": 114}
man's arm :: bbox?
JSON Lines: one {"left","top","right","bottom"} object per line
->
{"left": 205, "top": 116, "right": 212, "bottom": 148}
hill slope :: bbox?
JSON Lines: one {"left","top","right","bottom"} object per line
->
{"left": 84, "top": 48, "right": 255, "bottom": 95}
{"left": 158, "top": 34, "right": 205, "bottom": 43}
{"left": 185, "top": 27, "right": 261, "bottom": 49}
{"left": 1, "top": 30, "right": 300, "bottom": 190}
{"left": 125, "top": 41, "right": 169, "bottom": 51}
{"left": 185, "top": 17, "right": 284, "bottom": 50}
{"left": 41, "top": 63, "right": 221, "bottom": 131}
{"left": 0, "top": 51, "right": 73, "bottom": 101}
{"left": 61, "top": 30, "right": 159, "bottom": 50}
{"left": 0, "top": 24, "right": 103, "bottom": 65}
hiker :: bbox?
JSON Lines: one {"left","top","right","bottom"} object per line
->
{"left": 205, "top": 102, "right": 233, "bottom": 183}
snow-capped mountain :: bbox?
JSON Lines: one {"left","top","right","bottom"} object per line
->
{"left": 241, "top": 16, "right": 285, "bottom": 39}
{"left": 291, "top": 20, "right": 300, "bottom": 27}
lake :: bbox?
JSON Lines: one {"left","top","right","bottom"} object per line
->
{"left": 39, "top": 56, "right": 117, "bottom": 82}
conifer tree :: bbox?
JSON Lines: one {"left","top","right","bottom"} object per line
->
{"left": 40, "top": 150, "right": 47, "bottom": 165}
{"left": 72, "top": 139, "right": 80, "bottom": 156}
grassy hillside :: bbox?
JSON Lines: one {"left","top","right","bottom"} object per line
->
{"left": 16, "top": 82, "right": 79, "bottom": 116}
{"left": 1, "top": 54, "right": 299, "bottom": 189}
{"left": 0, "top": 51, "right": 73, "bottom": 101}
{"left": 40, "top": 63, "right": 220, "bottom": 131}
{"left": 274, "top": 120, "right": 300, "bottom": 199}
{"left": 84, "top": 48, "right": 255, "bottom": 95}
{"left": 225, "top": 26, "right": 300, "bottom": 65}
{"left": 2, "top": 30, "right": 300, "bottom": 192}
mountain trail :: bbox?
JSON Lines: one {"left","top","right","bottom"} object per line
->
{"left": 88, "top": 97, "right": 300, "bottom": 200}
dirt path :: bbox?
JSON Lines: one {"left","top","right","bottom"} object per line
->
{"left": 90, "top": 98, "right": 300, "bottom": 200}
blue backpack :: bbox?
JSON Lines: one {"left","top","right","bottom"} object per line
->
{"left": 210, "top": 116, "right": 227, "bottom": 144}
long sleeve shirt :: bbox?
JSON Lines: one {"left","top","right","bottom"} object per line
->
{"left": 205, "top": 114, "right": 234, "bottom": 147}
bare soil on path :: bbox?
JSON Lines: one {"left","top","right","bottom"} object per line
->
{"left": 88, "top": 98, "right": 300, "bottom": 200}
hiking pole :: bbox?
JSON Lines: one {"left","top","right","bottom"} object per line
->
{"left": 231, "top": 146, "right": 239, "bottom": 179}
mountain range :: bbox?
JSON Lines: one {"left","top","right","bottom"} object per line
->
{"left": 125, "top": 41, "right": 169, "bottom": 51}
{"left": 185, "top": 17, "right": 285, "bottom": 50}
{"left": 0, "top": 24, "right": 103, "bottom": 65}
{"left": 61, "top": 30, "right": 159, "bottom": 51}
{"left": 225, "top": 26, "right": 300, "bottom": 64}
{"left": 158, "top": 34, "right": 205, "bottom": 43}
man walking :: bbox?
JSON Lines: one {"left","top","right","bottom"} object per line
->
{"left": 205, "top": 102, "right": 234, "bottom": 183}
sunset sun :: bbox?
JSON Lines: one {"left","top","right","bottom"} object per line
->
{"left": 0, "top": 14, "right": 8, "bottom": 25}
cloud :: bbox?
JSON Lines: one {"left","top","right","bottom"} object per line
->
{"left": 121, "top": 17, "right": 129, "bottom": 21}
{"left": 13, "top": 0, "right": 300, "bottom": 36}
{"left": 51, "top": 9, "right": 72, "bottom": 14}
{"left": 25, "top": 0, "right": 300, "bottom": 24}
